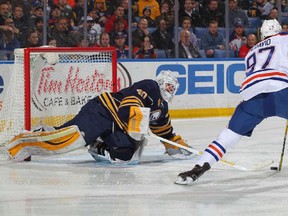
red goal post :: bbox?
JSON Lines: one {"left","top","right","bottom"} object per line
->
{"left": 0, "top": 47, "right": 117, "bottom": 147}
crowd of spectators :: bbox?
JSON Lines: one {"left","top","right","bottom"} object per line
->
{"left": 1, "top": 0, "right": 288, "bottom": 60}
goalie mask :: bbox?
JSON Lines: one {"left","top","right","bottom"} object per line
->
{"left": 156, "top": 70, "right": 179, "bottom": 102}
{"left": 260, "top": 19, "right": 282, "bottom": 40}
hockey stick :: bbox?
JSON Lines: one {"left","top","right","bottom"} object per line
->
{"left": 278, "top": 120, "right": 288, "bottom": 171}
{"left": 148, "top": 133, "right": 273, "bottom": 171}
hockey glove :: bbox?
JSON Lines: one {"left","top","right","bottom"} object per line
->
{"left": 162, "top": 135, "right": 193, "bottom": 159}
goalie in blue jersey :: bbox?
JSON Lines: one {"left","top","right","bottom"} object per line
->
{"left": 7, "top": 70, "right": 192, "bottom": 164}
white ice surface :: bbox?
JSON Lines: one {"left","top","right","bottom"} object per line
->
{"left": 1, "top": 117, "right": 288, "bottom": 216}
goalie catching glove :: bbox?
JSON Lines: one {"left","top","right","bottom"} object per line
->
{"left": 162, "top": 135, "right": 193, "bottom": 159}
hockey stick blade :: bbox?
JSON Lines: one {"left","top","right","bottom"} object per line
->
{"left": 148, "top": 133, "right": 274, "bottom": 172}
{"left": 220, "top": 159, "right": 274, "bottom": 172}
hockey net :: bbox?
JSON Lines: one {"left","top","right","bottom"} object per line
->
{"left": 0, "top": 47, "right": 117, "bottom": 151}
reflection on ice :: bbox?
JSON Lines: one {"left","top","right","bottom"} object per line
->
{"left": 1, "top": 117, "right": 288, "bottom": 216}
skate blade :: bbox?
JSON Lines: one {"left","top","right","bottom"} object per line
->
{"left": 174, "top": 176, "right": 194, "bottom": 185}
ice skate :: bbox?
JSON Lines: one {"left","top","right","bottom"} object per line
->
{"left": 88, "top": 138, "right": 111, "bottom": 163}
{"left": 174, "top": 162, "right": 211, "bottom": 185}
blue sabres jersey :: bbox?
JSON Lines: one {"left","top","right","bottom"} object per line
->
{"left": 96, "top": 79, "right": 174, "bottom": 139}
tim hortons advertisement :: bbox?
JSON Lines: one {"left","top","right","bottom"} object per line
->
{"left": 31, "top": 62, "right": 131, "bottom": 117}
{"left": 0, "top": 62, "right": 132, "bottom": 120}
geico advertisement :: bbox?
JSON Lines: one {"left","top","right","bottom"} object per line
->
{"left": 0, "top": 60, "right": 245, "bottom": 116}
{"left": 120, "top": 60, "right": 246, "bottom": 109}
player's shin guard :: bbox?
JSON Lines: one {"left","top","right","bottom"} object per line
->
{"left": 197, "top": 128, "right": 242, "bottom": 166}
{"left": 7, "top": 125, "right": 86, "bottom": 161}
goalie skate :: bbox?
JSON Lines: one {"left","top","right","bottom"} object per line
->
{"left": 88, "top": 138, "right": 147, "bottom": 165}
{"left": 7, "top": 125, "right": 85, "bottom": 161}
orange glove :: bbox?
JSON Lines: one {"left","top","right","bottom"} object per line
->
{"left": 162, "top": 135, "right": 192, "bottom": 158}
{"left": 162, "top": 135, "right": 189, "bottom": 149}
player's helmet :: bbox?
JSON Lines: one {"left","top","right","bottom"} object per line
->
{"left": 260, "top": 19, "right": 282, "bottom": 40}
{"left": 156, "top": 70, "right": 179, "bottom": 102}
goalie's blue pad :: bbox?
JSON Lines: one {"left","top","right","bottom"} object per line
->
{"left": 88, "top": 138, "right": 147, "bottom": 165}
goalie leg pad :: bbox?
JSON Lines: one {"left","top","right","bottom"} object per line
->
{"left": 7, "top": 125, "right": 86, "bottom": 161}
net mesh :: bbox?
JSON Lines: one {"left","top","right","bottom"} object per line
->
{"left": 0, "top": 48, "right": 116, "bottom": 148}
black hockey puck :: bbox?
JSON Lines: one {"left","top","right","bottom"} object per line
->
{"left": 270, "top": 166, "right": 278, "bottom": 170}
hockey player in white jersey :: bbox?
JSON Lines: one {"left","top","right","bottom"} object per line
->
{"left": 175, "top": 19, "right": 288, "bottom": 185}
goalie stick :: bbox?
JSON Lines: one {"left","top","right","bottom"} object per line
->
{"left": 148, "top": 133, "right": 274, "bottom": 172}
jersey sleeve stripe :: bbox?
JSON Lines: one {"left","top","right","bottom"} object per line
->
{"left": 99, "top": 93, "right": 128, "bottom": 131}
{"left": 241, "top": 71, "right": 288, "bottom": 90}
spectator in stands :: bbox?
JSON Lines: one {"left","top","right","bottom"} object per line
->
{"left": 77, "top": 16, "right": 101, "bottom": 47}
{"left": 73, "top": 0, "right": 85, "bottom": 26}
{"left": 133, "top": 35, "right": 157, "bottom": 58}
{"left": 92, "top": 0, "right": 108, "bottom": 27}
{"left": 152, "top": 18, "right": 174, "bottom": 54}
{"left": 5, "top": 0, "right": 12, "bottom": 16}
{"left": 76, "top": 35, "right": 87, "bottom": 47}
{"left": 132, "top": 17, "right": 153, "bottom": 47}
{"left": 0, "top": 2, "right": 12, "bottom": 28}
{"left": 179, "top": 16, "right": 199, "bottom": 49}
{"left": 201, "top": 20, "right": 225, "bottom": 58}
{"left": 155, "top": 1, "right": 174, "bottom": 34}
{"left": 11, "top": 4, "right": 28, "bottom": 48}
{"left": 247, "top": 0, "right": 267, "bottom": 19}
{"left": 237, "top": 0, "right": 251, "bottom": 10}
{"left": 179, "top": 0, "right": 202, "bottom": 27}
{"left": 136, "top": 0, "right": 160, "bottom": 20}
{"left": 141, "top": 6, "right": 156, "bottom": 27}
{"left": 28, "top": 4, "right": 44, "bottom": 30}
{"left": 282, "top": 1, "right": 288, "bottom": 17}
{"left": 282, "top": 23, "right": 288, "bottom": 32}
{"left": 0, "top": 18, "right": 20, "bottom": 60}
{"left": 178, "top": 30, "right": 201, "bottom": 58}
{"left": 34, "top": 16, "right": 44, "bottom": 46}
{"left": 48, "top": 37, "right": 57, "bottom": 47}
{"left": 267, "top": 7, "right": 278, "bottom": 20}
{"left": 48, "top": 4, "right": 61, "bottom": 31}
{"left": 114, "top": 32, "right": 129, "bottom": 59}
{"left": 104, "top": 5, "right": 128, "bottom": 33}
{"left": 229, "top": 21, "right": 247, "bottom": 57}
{"left": 23, "top": 29, "right": 40, "bottom": 47}
{"left": 57, "top": 0, "right": 75, "bottom": 30}
{"left": 95, "top": 32, "right": 111, "bottom": 47}
{"left": 238, "top": 33, "right": 257, "bottom": 58}
{"left": 109, "top": 17, "right": 128, "bottom": 46}
{"left": 228, "top": 0, "right": 249, "bottom": 27}
{"left": 52, "top": 0, "right": 76, "bottom": 9}
{"left": 88, "top": 9, "right": 97, "bottom": 23}
{"left": 201, "top": 0, "right": 225, "bottom": 27}
{"left": 50, "top": 17, "right": 77, "bottom": 47}
{"left": 121, "top": 0, "right": 137, "bottom": 28}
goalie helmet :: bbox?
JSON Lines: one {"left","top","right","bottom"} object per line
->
{"left": 260, "top": 19, "right": 282, "bottom": 40}
{"left": 156, "top": 70, "right": 179, "bottom": 102}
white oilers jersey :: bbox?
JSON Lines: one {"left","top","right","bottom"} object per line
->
{"left": 240, "top": 32, "right": 288, "bottom": 101}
